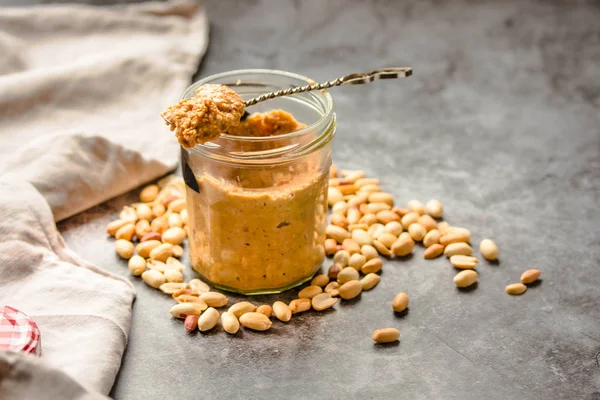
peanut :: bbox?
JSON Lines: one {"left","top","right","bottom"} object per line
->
{"left": 149, "top": 243, "right": 174, "bottom": 262}
{"left": 167, "top": 198, "right": 186, "bottom": 213}
{"left": 140, "top": 232, "right": 161, "bottom": 242}
{"left": 372, "top": 240, "right": 392, "bottom": 256}
{"left": 505, "top": 283, "right": 527, "bottom": 295}
{"left": 407, "top": 200, "right": 425, "bottom": 215}
{"left": 400, "top": 212, "right": 419, "bottom": 229}
{"left": 348, "top": 253, "right": 367, "bottom": 271}
{"left": 348, "top": 194, "right": 369, "bottom": 207}
{"left": 168, "top": 213, "right": 183, "bottom": 228}
{"left": 164, "top": 269, "right": 184, "bottom": 283}
{"left": 325, "top": 239, "right": 338, "bottom": 256}
{"left": 135, "top": 219, "right": 151, "bottom": 238}
{"left": 146, "top": 259, "right": 168, "bottom": 273}
{"left": 359, "top": 213, "right": 378, "bottom": 225}
{"left": 351, "top": 229, "right": 373, "bottom": 246}
{"left": 444, "top": 242, "right": 473, "bottom": 258}
{"left": 184, "top": 315, "right": 198, "bottom": 333}
{"left": 367, "top": 223, "right": 385, "bottom": 238}
{"left": 480, "top": 239, "right": 499, "bottom": 261}
{"left": 348, "top": 223, "right": 369, "bottom": 232}
{"left": 180, "top": 209, "right": 189, "bottom": 225}
{"left": 368, "top": 192, "right": 394, "bottom": 206}
{"left": 273, "top": 301, "right": 292, "bottom": 322}
{"left": 383, "top": 221, "right": 403, "bottom": 236}
{"left": 376, "top": 210, "right": 400, "bottom": 224}
{"left": 342, "top": 239, "right": 361, "bottom": 254}
{"left": 360, "top": 273, "right": 380, "bottom": 291}
{"left": 372, "top": 328, "right": 400, "bottom": 343}
{"left": 338, "top": 280, "right": 362, "bottom": 300}
{"left": 361, "top": 258, "right": 382, "bottom": 274}
{"left": 311, "top": 274, "right": 330, "bottom": 287}
{"left": 328, "top": 187, "right": 344, "bottom": 206}
{"left": 392, "top": 292, "right": 409, "bottom": 312}
{"left": 171, "top": 245, "right": 184, "bottom": 258}
{"left": 221, "top": 311, "right": 240, "bottom": 334}
{"left": 115, "top": 223, "right": 135, "bottom": 241}
{"left": 298, "top": 285, "right": 323, "bottom": 299}
{"left": 440, "top": 231, "right": 470, "bottom": 246}
{"left": 136, "top": 240, "right": 162, "bottom": 258}
{"left": 355, "top": 178, "right": 379, "bottom": 188}
{"left": 119, "top": 206, "right": 138, "bottom": 222}
{"left": 361, "top": 245, "right": 379, "bottom": 260}
{"left": 289, "top": 298, "right": 312, "bottom": 314}
{"left": 115, "top": 239, "right": 134, "bottom": 259}
{"left": 162, "top": 227, "right": 187, "bottom": 245}
{"left": 437, "top": 221, "right": 451, "bottom": 235}
{"left": 152, "top": 203, "right": 166, "bottom": 218}
{"left": 450, "top": 255, "right": 479, "bottom": 269}
{"left": 136, "top": 204, "right": 152, "bottom": 221}
{"left": 333, "top": 250, "right": 351, "bottom": 267}
{"left": 408, "top": 223, "right": 426, "bottom": 242}
{"left": 417, "top": 214, "right": 437, "bottom": 231}
{"left": 392, "top": 207, "right": 409, "bottom": 217}
{"left": 198, "top": 307, "right": 219, "bottom": 331}
{"left": 391, "top": 232, "right": 414, "bottom": 257}
{"left": 453, "top": 270, "right": 478, "bottom": 288}
{"left": 175, "top": 295, "right": 208, "bottom": 306}
{"left": 357, "top": 184, "right": 380, "bottom": 193}
{"left": 377, "top": 232, "right": 397, "bottom": 249}
{"left": 141, "top": 269, "right": 165, "bottom": 289}
{"left": 128, "top": 255, "right": 146, "bottom": 276}
{"left": 346, "top": 207, "right": 362, "bottom": 224}
{"left": 165, "top": 257, "right": 184, "bottom": 271}
{"left": 327, "top": 264, "right": 342, "bottom": 280}
{"left": 199, "top": 292, "right": 229, "bottom": 307}
{"left": 159, "top": 282, "right": 188, "bottom": 295}
{"left": 331, "top": 201, "right": 349, "bottom": 215}
{"left": 425, "top": 199, "right": 443, "bottom": 218}
{"left": 326, "top": 225, "right": 350, "bottom": 243}
{"left": 170, "top": 303, "right": 204, "bottom": 319}
{"left": 424, "top": 244, "right": 444, "bottom": 259}
{"left": 150, "top": 216, "right": 169, "bottom": 234}
{"left": 140, "top": 184, "right": 159, "bottom": 203}
{"left": 239, "top": 312, "right": 273, "bottom": 331}
{"left": 324, "top": 281, "right": 340, "bottom": 296}
{"left": 256, "top": 304, "right": 273, "bottom": 318}
{"left": 311, "top": 293, "right": 338, "bottom": 311}
{"left": 367, "top": 202, "right": 392, "bottom": 214}
{"left": 228, "top": 301, "right": 257, "bottom": 318}
{"left": 520, "top": 269, "right": 541, "bottom": 284}
{"left": 337, "top": 267, "right": 359, "bottom": 284}
{"left": 107, "top": 219, "right": 129, "bottom": 237}
{"left": 330, "top": 213, "right": 348, "bottom": 229}
{"left": 423, "top": 229, "right": 440, "bottom": 247}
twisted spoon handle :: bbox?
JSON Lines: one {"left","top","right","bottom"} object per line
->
{"left": 243, "top": 67, "right": 412, "bottom": 107}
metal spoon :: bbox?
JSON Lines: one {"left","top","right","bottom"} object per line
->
{"left": 163, "top": 67, "right": 412, "bottom": 125}
{"left": 239, "top": 67, "right": 412, "bottom": 120}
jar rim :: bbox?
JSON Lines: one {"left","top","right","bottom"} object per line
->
{"left": 184, "top": 69, "right": 335, "bottom": 162}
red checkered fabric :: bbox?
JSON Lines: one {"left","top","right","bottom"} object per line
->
{"left": 0, "top": 305, "right": 40, "bottom": 355}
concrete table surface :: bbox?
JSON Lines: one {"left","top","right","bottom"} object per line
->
{"left": 8, "top": 0, "right": 598, "bottom": 398}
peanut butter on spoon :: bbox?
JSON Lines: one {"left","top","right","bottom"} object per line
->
{"left": 161, "top": 84, "right": 246, "bottom": 148}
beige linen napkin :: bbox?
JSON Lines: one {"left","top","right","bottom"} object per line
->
{"left": 0, "top": 0, "right": 209, "bottom": 398}
{"left": 0, "top": 0, "right": 208, "bottom": 221}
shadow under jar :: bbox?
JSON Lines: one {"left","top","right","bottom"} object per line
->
{"left": 182, "top": 69, "right": 336, "bottom": 295}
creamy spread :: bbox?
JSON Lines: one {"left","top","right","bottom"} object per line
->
{"left": 161, "top": 84, "right": 245, "bottom": 148}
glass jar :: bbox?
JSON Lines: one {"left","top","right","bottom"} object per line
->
{"left": 181, "top": 69, "right": 336, "bottom": 295}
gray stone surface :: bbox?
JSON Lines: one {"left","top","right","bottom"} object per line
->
{"left": 11, "top": 0, "right": 599, "bottom": 398}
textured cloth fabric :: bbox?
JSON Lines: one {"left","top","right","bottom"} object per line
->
{"left": 0, "top": 0, "right": 208, "bottom": 221}
{"left": 0, "top": 0, "right": 208, "bottom": 398}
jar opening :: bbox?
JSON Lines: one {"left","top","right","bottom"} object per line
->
{"left": 183, "top": 69, "right": 335, "bottom": 163}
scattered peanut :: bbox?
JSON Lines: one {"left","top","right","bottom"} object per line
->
{"left": 115, "top": 223, "right": 135, "bottom": 241}
{"left": 134, "top": 219, "right": 151, "bottom": 238}
{"left": 312, "top": 293, "right": 338, "bottom": 311}
{"left": 450, "top": 255, "right": 479, "bottom": 269}
{"left": 360, "top": 273, "right": 380, "bottom": 291}
{"left": 164, "top": 269, "right": 184, "bottom": 283}
{"left": 140, "top": 184, "right": 159, "bottom": 202}
{"left": 383, "top": 221, "right": 403, "bottom": 236}
{"left": 417, "top": 215, "right": 437, "bottom": 231}
{"left": 239, "top": 312, "right": 273, "bottom": 331}
{"left": 444, "top": 242, "right": 473, "bottom": 258}
{"left": 337, "top": 267, "right": 360, "bottom": 284}
{"left": 136, "top": 240, "right": 162, "bottom": 258}
{"left": 199, "top": 292, "right": 228, "bottom": 307}
{"left": 372, "top": 239, "right": 392, "bottom": 256}
{"left": 440, "top": 231, "right": 470, "bottom": 246}
{"left": 159, "top": 282, "right": 188, "bottom": 295}
{"left": 289, "top": 298, "right": 312, "bottom": 314}
{"left": 339, "top": 280, "right": 363, "bottom": 300}
{"left": 361, "top": 258, "right": 382, "bottom": 274}
{"left": 423, "top": 229, "right": 440, "bottom": 247}
{"left": 391, "top": 232, "right": 414, "bottom": 257}
{"left": 136, "top": 204, "right": 152, "bottom": 221}
{"left": 170, "top": 302, "right": 205, "bottom": 319}
{"left": 311, "top": 274, "right": 330, "bottom": 287}
{"left": 167, "top": 198, "right": 186, "bottom": 213}
{"left": 520, "top": 269, "right": 541, "bottom": 284}
{"left": 326, "top": 225, "right": 350, "bottom": 243}
{"left": 400, "top": 212, "right": 419, "bottom": 229}
{"left": 348, "top": 253, "right": 367, "bottom": 271}
{"left": 505, "top": 283, "right": 527, "bottom": 295}
{"left": 298, "top": 285, "right": 323, "bottom": 299}
{"left": 327, "top": 264, "right": 342, "bottom": 280}
{"left": 480, "top": 239, "right": 499, "bottom": 261}
{"left": 361, "top": 245, "right": 379, "bottom": 260}
{"left": 149, "top": 243, "right": 174, "bottom": 262}
{"left": 141, "top": 269, "right": 165, "bottom": 289}
{"left": 198, "top": 307, "right": 220, "bottom": 331}
{"left": 407, "top": 200, "right": 425, "bottom": 215}
{"left": 453, "top": 270, "right": 478, "bottom": 288}
{"left": 324, "top": 281, "right": 340, "bottom": 296}
{"left": 372, "top": 328, "right": 400, "bottom": 343}
{"left": 376, "top": 232, "right": 397, "bottom": 249}
{"left": 115, "top": 239, "right": 134, "bottom": 259}
{"left": 425, "top": 199, "right": 443, "bottom": 218}
{"left": 325, "top": 239, "right": 338, "bottom": 256}
{"left": 107, "top": 219, "right": 129, "bottom": 237}
{"left": 342, "top": 239, "right": 361, "bottom": 254}
{"left": 408, "top": 223, "right": 426, "bottom": 242}
{"left": 376, "top": 210, "right": 400, "bottom": 224}
{"left": 221, "top": 311, "right": 240, "bottom": 334}
{"left": 333, "top": 250, "right": 350, "bottom": 267}
{"left": 392, "top": 292, "right": 409, "bottom": 312}
{"left": 273, "top": 301, "right": 292, "bottom": 322}
{"left": 424, "top": 244, "right": 445, "bottom": 259}
{"left": 128, "top": 255, "right": 146, "bottom": 276}
{"left": 162, "top": 227, "right": 187, "bottom": 245}
{"left": 228, "top": 302, "right": 257, "bottom": 319}
{"left": 437, "top": 221, "right": 451, "bottom": 235}
{"left": 184, "top": 315, "right": 198, "bottom": 333}
{"left": 328, "top": 187, "right": 344, "bottom": 206}
{"left": 256, "top": 304, "right": 273, "bottom": 318}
